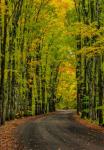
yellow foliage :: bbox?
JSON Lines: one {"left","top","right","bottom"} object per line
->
{"left": 0, "top": 0, "right": 7, "bottom": 14}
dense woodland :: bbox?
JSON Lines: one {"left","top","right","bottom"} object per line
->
{"left": 72, "top": 0, "right": 104, "bottom": 126}
{"left": 0, "top": 0, "right": 104, "bottom": 126}
{"left": 0, "top": 0, "right": 75, "bottom": 125}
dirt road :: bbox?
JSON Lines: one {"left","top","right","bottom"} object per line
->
{"left": 16, "top": 110, "right": 104, "bottom": 150}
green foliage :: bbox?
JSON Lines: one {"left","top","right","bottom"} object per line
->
{"left": 0, "top": 0, "right": 76, "bottom": 124}
{"left": 68, "top": 0, "right": 104, "bottom": 125}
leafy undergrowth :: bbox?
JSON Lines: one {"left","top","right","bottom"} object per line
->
{"left": 0, "top": 115, "right": 50, "bottom": 150}
{"left": 74, "top": 115, "right": 104, "bottom": 134}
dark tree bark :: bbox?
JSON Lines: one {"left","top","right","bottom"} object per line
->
{"left": 0, "top": 0, "right": 8, "bottom": 125}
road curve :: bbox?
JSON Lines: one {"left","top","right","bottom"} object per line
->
{"left": 16, "top": 110, "right": 104, "bottom": 150}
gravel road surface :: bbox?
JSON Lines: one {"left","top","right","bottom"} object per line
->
{"left": 16, "top": 110, "right": 104, "bottom": 150}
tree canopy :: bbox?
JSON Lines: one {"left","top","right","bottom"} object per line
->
{"left": 1, "top": 0, "right": 104, "bottom": 127}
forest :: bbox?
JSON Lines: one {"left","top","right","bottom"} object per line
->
{"left": 0, "top": 0, "right": 104, "bottom": 127}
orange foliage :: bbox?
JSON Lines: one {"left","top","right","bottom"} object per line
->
{"left": 59, "top": 66, "right": 75, "bottom": 75}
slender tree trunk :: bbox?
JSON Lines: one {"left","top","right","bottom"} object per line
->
{"left": 0, "top": 0, "right": 8, "bottom": 125}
